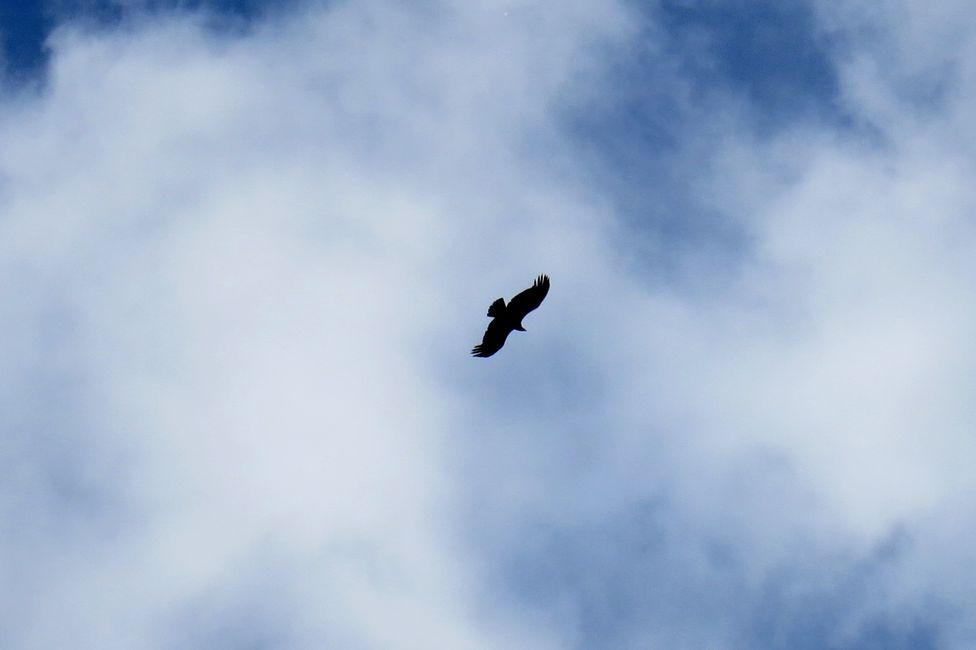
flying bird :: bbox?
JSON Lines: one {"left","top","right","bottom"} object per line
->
{"left": 472, "top": 274, "right": 550, "bottom": 357}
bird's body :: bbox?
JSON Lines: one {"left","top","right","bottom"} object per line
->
{"left": 472, "top": 274, "right": 549, "bottom": 357}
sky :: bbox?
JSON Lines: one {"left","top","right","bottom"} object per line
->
{"left": 2, "top": 0, "right": 976, "bottom": 648}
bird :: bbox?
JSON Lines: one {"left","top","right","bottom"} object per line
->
{"left": 472, "top": 274, "right": 550, "bottom": 357}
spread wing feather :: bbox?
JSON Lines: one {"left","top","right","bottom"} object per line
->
{"left": 471, "top": 318, "right": 513, "bottom": 357}
{"left": 506, "top": 274, "right": 550, "bottom": 319}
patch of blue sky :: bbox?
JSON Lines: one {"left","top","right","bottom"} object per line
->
{"left": 0, "top": 0, "right": 48, "bottom": 78}
{"left": 654, "top": 0, "right": 843, "bottom": 129}
{"left": 495, "top": 510, "right": 947, "bottom": 649}
{"left": 0, "top": 0, "right": 298, "bottom": 83}
{"left": 554, "top": 0, "right": 849, "bottom": 293}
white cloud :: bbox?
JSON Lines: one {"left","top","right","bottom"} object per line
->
{"left": 0, "top": 2, "right": 633, "bottom": 648}
{"left": 451, "top": 1, "right": 976, "bottom": 645}
{"left": 8, "top": 0, "right": 976, "bottom": 648}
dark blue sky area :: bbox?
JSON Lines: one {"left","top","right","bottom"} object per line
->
{"left": 0, "top": 0, "right": 48, "bottom": 76}
{"left": 556, "top": 0, "right": 844, "bottom": 289}
{"left": 656, "top": 0, "right": 839, "bottom": 121}
{"left": 0, "top": 0, "right": 288, "bottom": 79}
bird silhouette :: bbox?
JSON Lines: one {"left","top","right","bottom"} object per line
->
{"left": 472, "top": 274, "right": 550, "bottom": 357}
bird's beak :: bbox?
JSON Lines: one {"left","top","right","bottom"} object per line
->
{"left": 515, "top": 325, "right": 526, "bottom": 332}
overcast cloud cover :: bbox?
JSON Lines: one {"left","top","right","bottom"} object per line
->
{"left": 4, "top": 0, "right": 976, "bottom": 648}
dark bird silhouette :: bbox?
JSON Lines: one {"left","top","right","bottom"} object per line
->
{"left": 472, "top": 274, "right": 550, "bottom": 357}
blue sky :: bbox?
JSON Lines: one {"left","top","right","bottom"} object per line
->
{"left": 3, "top": 1, "right": 976, "bottom": 649}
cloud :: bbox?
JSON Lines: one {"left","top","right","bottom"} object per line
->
{"left": 5, "top": 0, "right": 976, "bottom": 648}
{"left": 0, "top": 2, "right": 634, "bottom": 647}
{"left": 452, "top": 2, "right": 976, "bottom": 647}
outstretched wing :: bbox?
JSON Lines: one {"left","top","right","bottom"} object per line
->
{"left": 506, "top": 274, "right": 550, "bottom": 320}
{"left": 471, "top": 318, "right": 513, "bottom": 357}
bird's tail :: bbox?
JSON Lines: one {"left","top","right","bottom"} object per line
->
{"left": 487, "top": 298, "right": 506, "bottom": 318}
